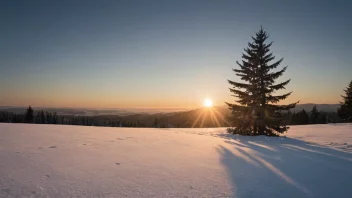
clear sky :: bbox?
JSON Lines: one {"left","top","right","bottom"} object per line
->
{"left": 0, "top": 0, "right": 351, "bottom": 109}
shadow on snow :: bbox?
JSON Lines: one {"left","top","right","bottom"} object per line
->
{"left": 215, "top": 134, "right": 352, "bottom": 198}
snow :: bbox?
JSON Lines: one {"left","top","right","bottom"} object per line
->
{"left": 0, "top": 123, "right": 351, "bottom": 198}
{"left": 287, "top": 124, "right": 352, "bottom": 153}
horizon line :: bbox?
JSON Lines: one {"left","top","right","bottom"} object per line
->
{"left": 0, "top": 103, "right": 340, "bottom": 110}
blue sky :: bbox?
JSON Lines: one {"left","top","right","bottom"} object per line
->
{"left": 0, "top": 0, "right": 351, "bottom": 108}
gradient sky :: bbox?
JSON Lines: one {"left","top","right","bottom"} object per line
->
{"left": 1, "top": 0, "right": 351, "bottom": 109}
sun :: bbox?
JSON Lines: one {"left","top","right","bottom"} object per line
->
{"left": 203, "top": 98, "right": 213, "bottom": 107}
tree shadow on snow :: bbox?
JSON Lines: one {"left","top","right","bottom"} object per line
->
{"left": 216, "top": 135, "right": 352, "bottom": 198}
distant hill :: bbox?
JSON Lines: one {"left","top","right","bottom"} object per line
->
{"left": 0, "top": 107, "right": 188, "bottom": 116}
{"left": 155, "top": 106, "right": 230, "bottom": 128}
{"left": 150, "top": 104, "right": 340, "bottom": 127}
{"left": 1, "top": 103, "right": 339, "bottom": 116}
{"left": 292, "top": 104, "right": 339, "bottom": 112}
{"left": 88, "top": 106, "right": 230, "bottom": 128}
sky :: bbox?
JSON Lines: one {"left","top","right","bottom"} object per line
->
{"left": 0, "top": 0, "right": 351, "bottom": 109}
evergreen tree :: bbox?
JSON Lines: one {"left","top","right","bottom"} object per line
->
{"left": 40, "top": 110, "right": 46, "bottom": 124}
{"left": 289, "top": 110, "right": 306, "bottom": 125}
{"left": 291, "top": 112, "right": 298, "bottom": 125}
{"left": 298, "top": 109, "right": 309, "bottom": 125}
{"left": 52, "top": 112, "right": 58, "bottom": 124}
{"left": 153, "top": 118, "right": 159, "bottom": 128}
{"left": 337, "top": 80, "right": 352, "bottom": 122}
{"left": 46, "top": 112, "right": 52, "bottom": 124}
{"left": 318, "top": 113, "right": 327, "bottom": 124}
{"left": 25, "top": 106, "right": 34, "bottom": 123}
{"left": 226, "top": 27, "right": 298, "bottom": 136}
{"left": 310, "top": 106, "right": 320, "bottom": 124}
{"left": 34, "top": 111, "right": 41, "bottom": 124}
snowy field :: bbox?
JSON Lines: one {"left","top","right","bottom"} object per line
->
{"left": 0, "top": 123, "right": 351, "bottom": 198}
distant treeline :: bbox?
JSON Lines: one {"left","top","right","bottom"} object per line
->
{"left": 288, "top": 108, "right": 340, "bottom": 125}
{"left": 0, "top": 105, "right": 347, "bottom": 128}
{"left": 0, "top": 106, "right": 138, "bottom": 127}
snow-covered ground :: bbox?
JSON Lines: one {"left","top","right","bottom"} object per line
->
{"left": 0, "top": 123, "right": 351, "bottom": 198}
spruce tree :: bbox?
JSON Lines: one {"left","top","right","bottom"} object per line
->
{"left": 25, "top": 106, "right": 34, "bottom": 123}
{"left": 318, "top": 113, "right": 327, "bottom": 124}
{"left": 52, "top": 113, "right": 58, "bottom": 124}
{"left": 337, "top": 80, "right": 352, "bottom": 122}
{"left": 310, "top": 106, "right": 320, "bottom": 124}
{"left": 226, "top": 27, "right": 298, "bottom": 136}
{"left": 40, "top": 110, "right": 46, "bottom": 124}
{"left": 153, "top": 118, "right": 159, "bottom": 128}
{"left": 291, "top": 112, "right": 298, "bottom": 125}
{"left": 298, "top": 109, "right": 309, "bottom": 125}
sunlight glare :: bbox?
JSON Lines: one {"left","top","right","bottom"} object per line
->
{"left": 203, "top": 98, "right": 213, "bottom": 107}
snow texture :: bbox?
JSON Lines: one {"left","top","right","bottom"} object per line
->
{"left": 0, "top": 123, "right": 351, "bottom": 198}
